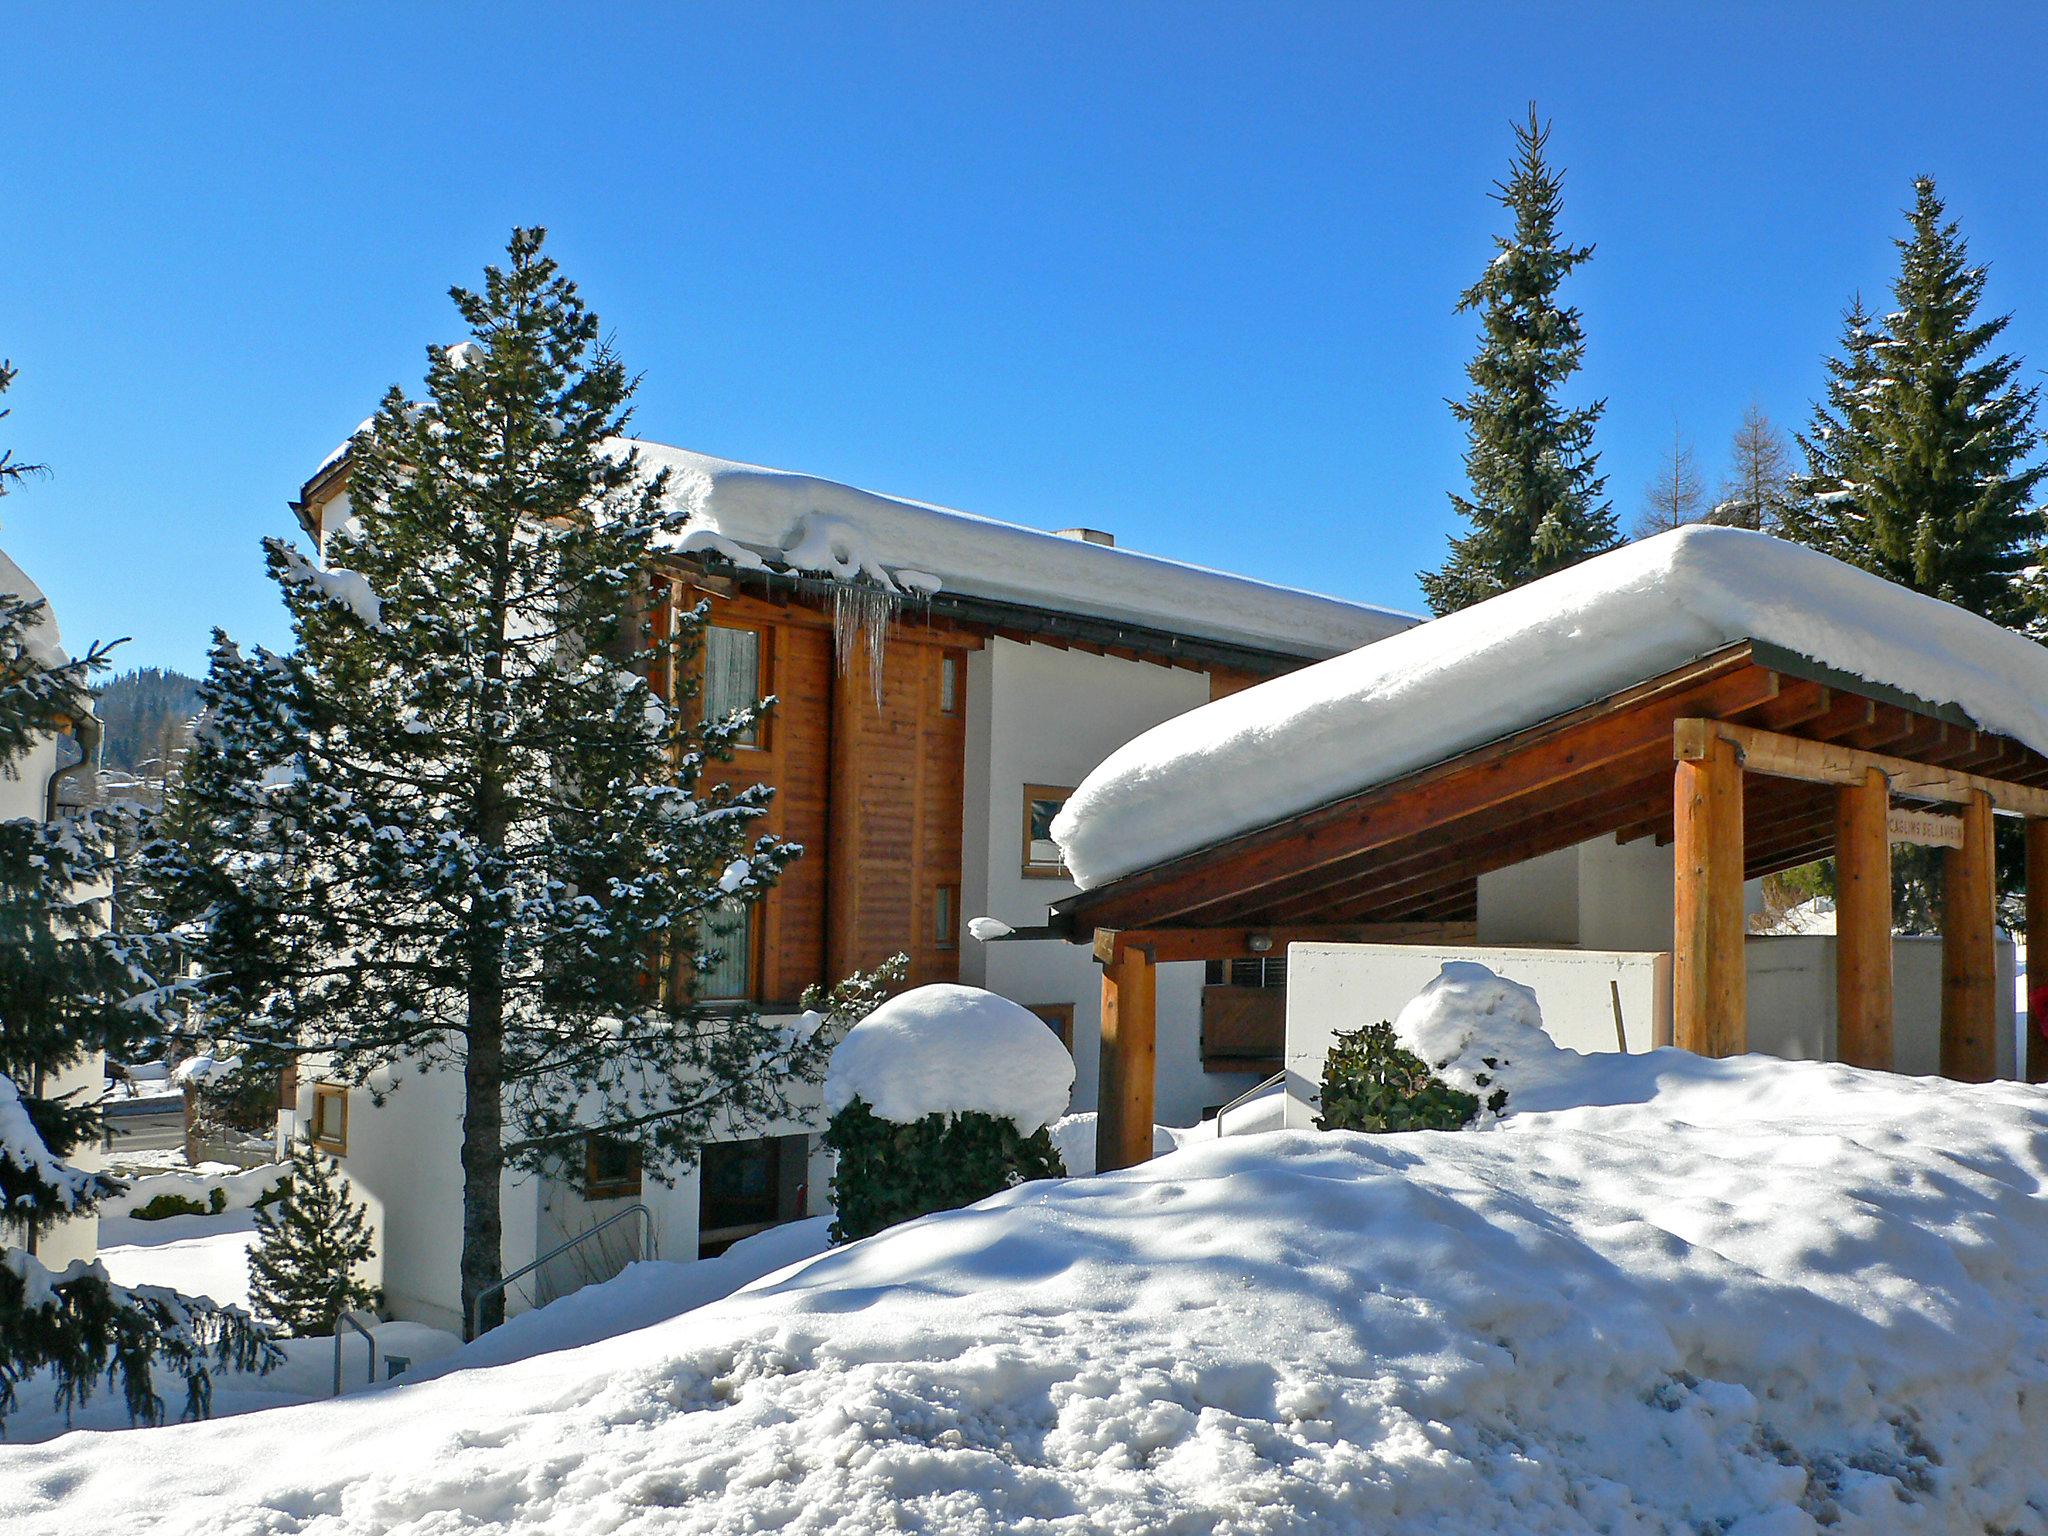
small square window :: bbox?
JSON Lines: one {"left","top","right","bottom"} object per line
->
{"left": 703, "top": 624, "right": 764, "bottom": 748}
{"left": 934, "top": 884, "right": 958, "bottom": 951}
{"left": 584, "top": 1135, "right": 642, "bottom": 1200}
{"left": 1027, "top": 1003, "right": 1074, "bottom": 1052}
{"left": 310, "top": 1083, "right": 348, "bottom": 1155}
{"left": 939, "top": 653, "right": 963, "bottom": 715}
{"left": 1021, "top": 785, "right": 1074, "bottom": 878}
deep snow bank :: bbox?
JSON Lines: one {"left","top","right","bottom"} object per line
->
{"left": 9, "top": 1039, "right": 2048, "bottom": 1530}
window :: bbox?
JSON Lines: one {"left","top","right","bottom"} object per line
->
{"left": 1204, "top": 957, "right": 1288, "bottom": 988}
{"left": 703, "top": 624, "right": 764, "bottom": 748}
{"left": 934, "top": 884, "right": 958, "bottom": 951}
{"left": 697, "top": 899, "right": 755, "bottom": 1002}
{"left": 698, "top": 1134, "right": 809, "bottom": 1257}
{"left": 1021, "top": 784, "right": 1074, "bottom": 878}
{"left": 584, "top": 1135, "right": 642, "bottom": 1200}
{"left": 310, "top": 1083, "right": 348, "bottom": 1155}
{"left": 939, "top": 653, "right": 964, "bottom": 715}
{"left": 1027, "top": 1003, "right": 1074, "bottom": 1051}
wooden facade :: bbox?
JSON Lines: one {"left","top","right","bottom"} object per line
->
{"left": 1055, "top": 642, "right": 2048, "bottom": 1171}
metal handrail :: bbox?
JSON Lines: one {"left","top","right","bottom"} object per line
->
{"left": 1215, "top": 1071, "right": 1288, "bottom": 1137}
{"left": 333, "top": 1311, "right": 376, "bottom": 1397}
{"left": 467, "top": 1202, "right": 656, "bottom": 1340}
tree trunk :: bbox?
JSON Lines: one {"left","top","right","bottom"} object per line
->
{"left": 458, "top": 989, "right": 505, "bottom": 1339}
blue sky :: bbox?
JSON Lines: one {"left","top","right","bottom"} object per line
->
{"left": 8, "top": 3, "right": 2048, "bottom": 674}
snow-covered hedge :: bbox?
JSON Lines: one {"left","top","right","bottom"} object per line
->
{"left": 823, "top": 985, "right": 1072, "bottom": 1242}
{"left": 101, "top": 1160, "right": 288, "bottom": 1220}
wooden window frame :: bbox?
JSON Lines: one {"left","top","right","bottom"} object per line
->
{"left": 1027, "top": 1003, "right": 1075, "bottom": 1052}
{"left": 310, "top": 1083, "right": 349, "bottom": 1155}
{"left": 583, "top": 1134, "right": 643, "bottom": 1200}
{"left": 696, "top": 898, "right": 762, "bottom": 1005}
{"left": 701, "top": 620, "right": 772, "bottom": 753}
{"left": 934, "top": 883, "right": 959, "bottom": 951}
{"left": 1021, "top": 783, "right": 1075, "bottom": 880}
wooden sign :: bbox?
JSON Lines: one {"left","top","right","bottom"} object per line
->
{"left": 1888, "top": 807, "right": 1965, "bottom": 848}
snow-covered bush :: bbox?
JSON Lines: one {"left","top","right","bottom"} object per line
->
{"left": 823, "top": 984, "right": 1072, "bottom": 1242}
{"left": 1317, "top": 962, "right": 1547, "bottom": 1133}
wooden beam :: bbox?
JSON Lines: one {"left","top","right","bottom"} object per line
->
{"left": 1674, "top": 734, "right": 1746, "bottom": 1057}
{"left": 1109, "top": 922, "right": 1476, "bottom": 965}
{"left": 1096, "top": 941, "right": 1158, "bottom": 1171}
{"left": 1834, "top": 767, "right": 1893, "bottom": 1071}
{"left": 1941, "top": 788, "right": 1998, "bottom": 1082}
{"left": 1677, "top": 718, "right": 2048, "bottom": 819}
{"left": 2029, "top": 819, "right": 2048, "bottom": 1084}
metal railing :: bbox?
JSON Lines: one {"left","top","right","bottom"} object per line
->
{"left": 1214, "top": 1071, "right": 1289, "bottom": 1136}
{"left": 333, "top": 1311, "right": 376, "bottom": 1397}
{"left": 467, "top": 1202, "right": 656, "bottom": 1340}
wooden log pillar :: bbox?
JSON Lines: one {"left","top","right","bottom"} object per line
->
{"left": 1095, "top": 937, "right": 1157, "bottom": 1172}
{"left": 1833, "top": 767, "right": 1893, "bottom": 1070}
{"left": 2029, "top": 819, "right": 2048, "bottom": 1083}
{"left": 1673, "top": 731, "right": 1747, "bottom": 1057}
{"left": 1941, "top": 788, "right": 1998, "bottom": 1081}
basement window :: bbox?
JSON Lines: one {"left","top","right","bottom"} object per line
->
{"left": 1204, "top": 957, "right": 1288, "bottom": 988}
{"left": 698, "top": 1133, "right": 809, "bottom": 1257}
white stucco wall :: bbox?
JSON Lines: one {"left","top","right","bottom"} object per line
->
{"left": 961, "top": 637, "right": 1263, "bottom": 1126}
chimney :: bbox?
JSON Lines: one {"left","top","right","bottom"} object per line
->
{"left": 1054, "top": 527, "right": 1115, "bottom": 547}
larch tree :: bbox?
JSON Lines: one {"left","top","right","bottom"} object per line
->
{"left": 1708, "top": 403, "right": 1792, "bottom": 532}
{"left": 0, "top": 362, "right": 274, "bottom": 1430}
{"left": 1421, "top": 106, "right": 1618, "bottom": 615}
{"left": 162, "top": 229, "right": 832, "bottom": 1335}
{"left": 1633, "top": 423, "right": 1705, "bottom": 537}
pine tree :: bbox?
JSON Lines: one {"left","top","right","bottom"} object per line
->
{"left": 0, "top": 363, "right": 274, "bottom": 1430}
{"left": 1421, "top": 106, "right": 1618, "bottom": 614}
{"left": 1709, "top": 403, "right": 1792, "bottom": 531}
{"left": 246, "top": 1137, "right": 378, "bottom": 1337}
{"left": 1786, "top": 181, "right": 2045, "bottom": 624}
{"left": 1634, "top": 423, "right": 1705, "bottom": 537}
{"left": 162, "top": 229, "right": 831, "bottom": 1336}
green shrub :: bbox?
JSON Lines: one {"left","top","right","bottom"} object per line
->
{"left": 253, "top": 1176, "right": 293, "bottom": 1210}
{"left": 208, "top": 1187, "right": 227, "bottom": 1214}
{"left": 824, "top": 1099, "right": 1065, "bottom": 1244}
{"left": 1316, "top": 1019, "right": 1504, "bottom": 1134}
{"left": 129, "top": 1191, "right": 212, "bottom": 1221}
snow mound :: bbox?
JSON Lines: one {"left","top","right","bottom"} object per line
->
{"left": 1390, "top": 961, "right": 1560, "bottom": 1113}
{"left": 1054, "top": 524, "right": 2048, "bottom": 887}
{"left": 824, "top": 983, "right": 1074, "bottom": 1134}
{"left": 15, "top": 1046, "right": 2048, "bottom": 1532}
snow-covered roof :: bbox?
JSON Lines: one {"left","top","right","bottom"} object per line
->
{"left": 632, "top": 442, "right": 1414, "bottom": 660}
{"left": 1054, "top": 525, "right": 2048, "bottom": 889}
{"left": 0, "top": 547, "right": 67, "bottom": 668}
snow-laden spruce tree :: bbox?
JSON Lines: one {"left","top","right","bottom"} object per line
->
{"left": 246, "top": 1136, "right": 378, "bottom": 1337}
{"left": 162, "top": 229, "right": 824, "bottom": 1334}
{"left": 1783, "top": 183, "right": 2046, "bottom": 929}
{"left": 0, "top": 361, "right": 274, "bottom": 1429}
{"left": 1785, "top": 181, "right": 2045, "bottom": 626}
{"left": 1421, "top": 106, "right": 1618, "bottom": 615}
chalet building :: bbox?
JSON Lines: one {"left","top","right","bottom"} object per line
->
{"left": 287, "top": 442, "right": 1411, "bottom": 1327}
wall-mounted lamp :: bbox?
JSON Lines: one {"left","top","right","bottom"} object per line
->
{"left": 1247, "top": 933, "right": 1274, "bottom": 954}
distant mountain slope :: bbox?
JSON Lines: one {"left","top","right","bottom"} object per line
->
{"left": 95, "top": 666, "right": 202, "bottom": 775}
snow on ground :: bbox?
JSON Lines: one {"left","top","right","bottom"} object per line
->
{"left": 1054, "top": 524, "right": 2048, "bottom": 887}
{"left": 12, "top": 966, "right": 2048, "bottom": 1531}
{"left": 825, "top": 982, "right": 1075, "bottom": 1134}
{"left": 96, "top": 1208, "right": 260, "bottom": 1310}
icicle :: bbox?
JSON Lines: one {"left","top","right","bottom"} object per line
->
{"left": 832, "top": 580, "right": 900, "bottom": 708}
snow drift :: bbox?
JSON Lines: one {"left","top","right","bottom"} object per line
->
{"left": 9, "top": 971, "right": 2048, "bottom": 1530}
{"left": 1053, "top": 524, "right": 2048, "bottom": 887}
